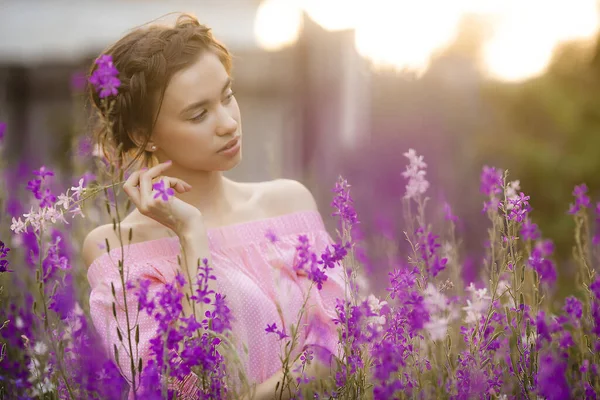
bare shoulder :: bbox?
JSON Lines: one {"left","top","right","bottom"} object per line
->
{"left": 82, "top": 213, "right": 167, "bottom": 268}
{"left": 81, "top": 224, "right": 121, "bottom": 269}
{"left": 261, "top": 178, "right": 319, "bottom": 215}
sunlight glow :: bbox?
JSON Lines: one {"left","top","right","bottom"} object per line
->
{"left": 254, "top": 0, "right": 303, "bottom": 51}
{"left": 254, "top": 0, "right": 600, "bottom": 81}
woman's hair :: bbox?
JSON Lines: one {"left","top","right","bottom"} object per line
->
{"left": 88, "top": 13, "right": 232, "bottom": 170}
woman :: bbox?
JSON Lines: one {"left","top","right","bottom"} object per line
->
{"left": 82, "top": 13, "right": 346, "bottom": 400}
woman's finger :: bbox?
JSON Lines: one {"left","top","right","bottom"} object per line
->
{"left": 122, "top": 169, "right": 144, "bottom": 206}
{"left": 161, "top": 177, "right": 192, "bottom": 194}
{"left": 140, "top": 161, "right": 171, "bottom": 198}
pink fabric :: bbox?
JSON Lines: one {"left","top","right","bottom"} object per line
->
{"left": 87, "top": 210, "right": 346, "bottom": 399}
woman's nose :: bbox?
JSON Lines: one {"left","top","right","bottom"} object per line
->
{"left": 215, "top": 106, "right": 238, "bottom": 136}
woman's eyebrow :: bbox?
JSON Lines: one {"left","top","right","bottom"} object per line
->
{"left": 179, "top": 78, "right": 232, "bottom": 116}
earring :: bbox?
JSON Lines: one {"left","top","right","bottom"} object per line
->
{"left": 151, "top": 145, "right": 157, "bottom": 151}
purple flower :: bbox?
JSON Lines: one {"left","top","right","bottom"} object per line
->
{"left": 535, "top": 311, "right": 552, "bottom": 348}
{"left": 331, "top": 176, "right": 359, "bottom": 228}
{"left": 480, "top": 166, "right": 503, "bottom": 196}
{"left": 590, "top": 275, "right": 600, "bottom": 300}
{"left": 507, "top": 192, "right": 531, "bottom": 222}
{"left": 32, "top": 165, "right": 54, "bottom": 180}
{"left": 568, "top": 183, "right": 591, "bottom": 214}
{"left": 536, "top": 353, "right": 571, "bottom": 400}
{"left": 415, "top": 227, "right": 448, "bottom": 278}
{"left": 265, "top": 322, "right": 288, "bottom": 340}
{"left": 89, "top": 55, "right": 121, "bottom": 98}
{"left": 202, "top": 293, "right": 233, "bottom": 334}
{"left": 152, "top": 180, "right": 175, "bottom": 201}
{"left": 0, "top": 121, "right": 6, "bottom": 142}
{"left": 190, "top": 258, "right": 216, "bottom": 305}
{"left": 443, "top": 202, "right": 458, "bottom": 223}
{"left": 563, "top": 296, "right": 583, "bottom": 320}
{"left": 594, "top": 202, "right": 600, "bottom": 246}
{"left": 521, "top": 219, "right": 540, "bottom": 241}
{"left": 529, "top": 240, "right": 557, "bottom": 286}
{"left": 558, "top": 331, "right": 574, "bottom": 350}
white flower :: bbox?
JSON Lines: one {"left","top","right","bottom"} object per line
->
{"left": 70, "top": 178, "right": 85, "bottom": 200}
{"left": 495, "top": 280, "right": 510, "bottom": 298}
{"left": 23, "top": 207, "right": 43, "bottom": 232}
{"left": 402, "top": 149, "right": 429, "bottom": 199}
{"left": 423, "top": 283, "right": 449, "bottom": 313}
{"left": 33, "top": 342, "right": 48, "bottom": 355}
{"left": 463, "top": 282, "right": 492, "bottom": 325}
{"left": 505, "top": 180, "right": 520, "bottom": 210}
{"left": 403, "top": 149, "right": 427, "bottom": 169}
{"left": 70, "top": 205, "right": 85, "bottom": 219}
{"left": 425, "top": 316, "right": 450, "bottom": 341}
{"left": 55, "top": 192, "right": 70, "bottom": 210}
{"left": 27, "top": 357, "right": 54, "bottom": 396}
{"left": 366, "top": 294, "right": 387, "bottom": 313}
{"left": 10, "top": 217, "right": 26, "bottom": 234}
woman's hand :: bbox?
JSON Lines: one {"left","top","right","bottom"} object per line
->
{"left": 122, "top": 160, "right": 202, "bottom": 237}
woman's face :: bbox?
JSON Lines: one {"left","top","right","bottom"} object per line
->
{"left": 151, "top": 51, "right": 242, "bottom": 171}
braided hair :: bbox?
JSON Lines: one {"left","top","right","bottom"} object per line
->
{"left": 88, "top": 13, "right": 232, "bottom": 171}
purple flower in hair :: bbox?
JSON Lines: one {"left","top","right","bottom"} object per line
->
{"left": 89, "top": 54, "right": 121, "bottom": 98}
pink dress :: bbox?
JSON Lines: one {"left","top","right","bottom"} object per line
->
{"left": 87, "top": 210, "right": 346, "bottom": 399}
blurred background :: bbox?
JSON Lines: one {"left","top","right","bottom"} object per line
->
{"left": 1, "top": 0, "right": 600, "bottom": 296}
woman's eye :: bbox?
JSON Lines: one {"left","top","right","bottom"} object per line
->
{"left": 190, "top": 111, "right": 207, "bottom": 122}
{"left": 223, "top": 91, "right": 235, "bottom": 104}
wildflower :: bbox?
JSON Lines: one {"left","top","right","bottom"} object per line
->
{"left": 443, "top": 202, "right": 458, "bottom": 223}
{"left": 535, "top": 311, "right": 552, "bottom": 347}
{"left": 70, "top": 178, "right": 86, "bottom": 200}
{"left": 152, "top": 180, "right": 175, "bottom": 201}
{"left": 529, "top": 240, "right": 557, "bottom": 285}
{"left": 505, "top": 180, "right": 520, "bottom": 209}
{"left": 32, "top": 165, "right": 54, "bottom": 180}
{"left": 415, "top": 227, "right": 448, "bottom": 278}
{"left": 520, "top": 218, "right": 540, "bottom": 241}
{"left": 463, "top": 283, "right": 492, "bottom": 325}
{"left": 507, "top": 192, "right": 530, "bottom": 223}
{"left": 402, "top": 148, "right": 429, "bottom": 199}
{"left": 536, "top": 353, "right": 570, "bottom": 400}
{"left": 0, "top": 240, "right": 12, "bottom": 273}
{"left": 331, "top": 176, "right": 359, "bottom": 228}
{"left": 594, "top": 202, "right": 600, "bottom": 245}
{"left": 563, "top": 296, "right": 583, "bottom": 320}
{"left": 590, "top": 275, "right": 600, "bottom": 300}
{"left": 480, "top": 166, "right": 503, "bottom": 196}
{"left": 265, "top": 322, "right": 288, "bottom": 340}
{"left": 568, "top": 183, "right": 591, "bottom": 214}
{"left": 89, "top": 54, "right": 121, "bottom": 98}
